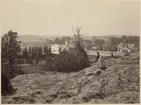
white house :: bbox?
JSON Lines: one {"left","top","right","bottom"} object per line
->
{"left": 117, "top": 42, "right": 138, "bottom": 53}
{"left": 50, "top": 39, "right": 76, "bottom": 54}
{"left": 91, "top": 46, "right": 97, "bottom": 50}
{"left": 51, "top": 44, "right": 60, "bottom": 54}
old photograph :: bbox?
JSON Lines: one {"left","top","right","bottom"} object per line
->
{"left": 1, "top": 0, "right": 140, "bottom": 104}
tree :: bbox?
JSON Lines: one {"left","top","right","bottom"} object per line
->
{"left": 39, "top": 47, "right": 43, "bottom": 58}
{"left": 28, "top": 46, "right": 33, "bottom": 63}
{"left": 46, "top": 38, "right": 53, "bottom": 44}
{"left": 60, "top": 36, "right": 71, "bottom": 44}
{"left": 32, "top": 47, "right": 36, "bottom": 60}
{"left": 35, "top": 47, "right": 39, "bottom": 63}
{"left": 22, "top": 47, "right": 28, "bottom": 62}
{"left": 109, "top": 37, "right": 121, "bottom": 51}
{"left": 44, "top": 46, "right": 51, "bottom": 56}
{"left": 54, "top": 37, "right": 61, "bottom": 44}
{"left": 92, "top": 36, "right": 96, "bottom": 45}
{"left": 48, "top": 46, "right": 51, "bottom": 55}
{"left": 2, "top": 30, "right": 21, "bottom": 77}
{"left": 72, "top": 26, "right": 89, "bottom": 61}
{"left": 83, "top": 39, "right": 92, "bottom": 50}
{"left": 2, "top": 73, "right": 16, "bottom": 95}
{"left": 44, "top": 46, "right": 48, "bottom": 56}
{"left": 94, "top": 39, "right": 104, "bottom": 50}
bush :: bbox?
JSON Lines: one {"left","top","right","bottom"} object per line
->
{"left": 41, "top": 51, "right": 90, "bottom": 73}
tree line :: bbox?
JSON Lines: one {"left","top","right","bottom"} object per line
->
{"left": 50, "top": 35, "right": 140, "bottom": 52}
{"left": 90, "top": 35, "right": 140, "bottom": 51}
{"left": 46, "top": 36, "right": 71, "bottom": 45}
{"left": 22, "top": 46, "right": 51, "bottom": 64}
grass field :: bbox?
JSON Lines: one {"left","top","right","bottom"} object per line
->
{"left": 20, "top": 64, "right": 41, "bottom": 73}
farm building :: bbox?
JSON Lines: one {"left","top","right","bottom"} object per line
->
{"left": 51, "top": 44, "right": 60, "bottom": 54}
{"left": 117, "top": 42, "right": 138, "bottom": 53}
{"left": 91, "top": 46, "right": 97, "bottom": 50}
{"left": 50, "top": 40, "right": 76, "bottom": 54}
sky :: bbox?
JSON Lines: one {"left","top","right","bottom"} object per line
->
{"left": 0, "top": 0, "right": 140, "bottom": 36}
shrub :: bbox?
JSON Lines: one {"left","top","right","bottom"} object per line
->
{"left": 41, "top": 51, "right": 89, "bottom": 73}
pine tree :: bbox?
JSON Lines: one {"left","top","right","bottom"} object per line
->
{"left": 2, "top": 30, "right": 21, "bottom": 77}
{"left": 23, "top": 47, "right": 28, "bottom": 62}
{"left": 28, "top": 46, "right": 33, "bottom": 63}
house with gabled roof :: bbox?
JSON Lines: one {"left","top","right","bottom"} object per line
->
{"left": 117, "top": 42, "right": 138, "bottom": 53}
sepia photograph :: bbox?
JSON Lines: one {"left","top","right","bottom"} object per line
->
{"left": 1, "top": 0, "right": 140, "bottom": 104}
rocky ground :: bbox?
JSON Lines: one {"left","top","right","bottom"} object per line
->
{"left": 2, "top": 53, "right": 140, "bottom": 104}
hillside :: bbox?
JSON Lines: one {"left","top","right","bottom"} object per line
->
{"left": 2, "top": 52, "right": 139, "bottom": 104}
{"left": 18, "top": 35, "right": 45, "bottom": 41}
{"left": 18, "top": 35, "right": 48, "bottom": 47}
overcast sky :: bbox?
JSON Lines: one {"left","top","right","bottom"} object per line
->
{"left": 0, "top": 0, "right": 140, "bottom": 36}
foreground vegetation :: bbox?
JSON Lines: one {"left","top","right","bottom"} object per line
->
{"left": 42, "top": 51, "right": 89, "bottom": 72}
{"left": 2, "top": 52, "right": 139, "bottom": 104}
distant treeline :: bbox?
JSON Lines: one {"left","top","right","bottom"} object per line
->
{"left": 47, "top": 35, "right": 139, "bottom": 51}
{"left": 46, "top": 36, "right": 71, "bottom": 44}
{"left": 80, "top": 35, "right": 139, "bottom": 51}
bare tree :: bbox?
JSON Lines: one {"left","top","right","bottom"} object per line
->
{"left": 72, "top": 26, "right": 88, "bottom": 60}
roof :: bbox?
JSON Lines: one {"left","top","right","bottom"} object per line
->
{"left": 91, "top": 46, "right": 97, "bottom": 49}
{"left": 117, "top": 42, "right": 136, "bottom": 49}
{"left": 117, "top": 42, "right": 124, "bottom": 48}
